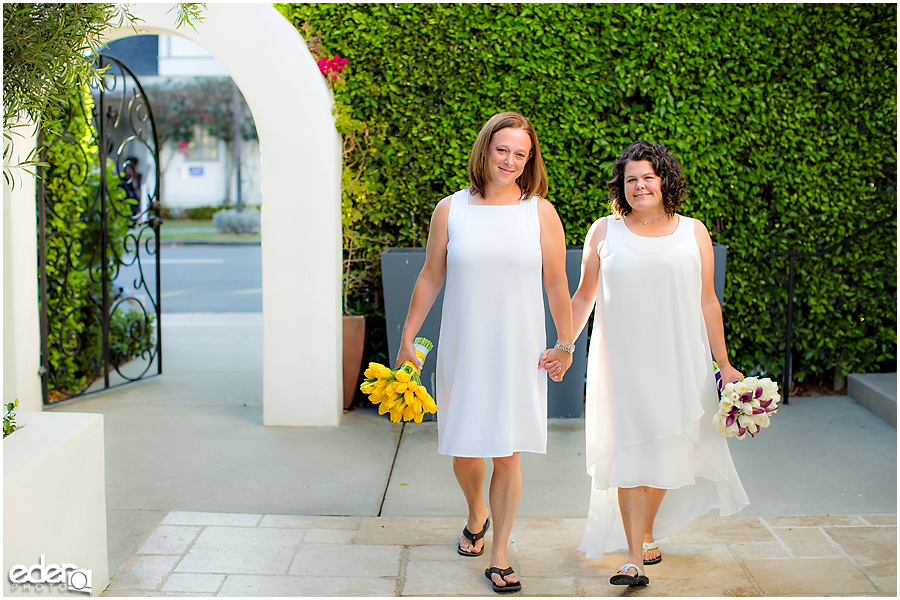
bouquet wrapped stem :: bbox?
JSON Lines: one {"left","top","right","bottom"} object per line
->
{"left": 359, "top": 337, "right": 437, "bottom": 423}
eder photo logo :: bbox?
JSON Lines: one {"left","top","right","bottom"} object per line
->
{"left": 8, "top": 556, "right": 92, "bottom": 594}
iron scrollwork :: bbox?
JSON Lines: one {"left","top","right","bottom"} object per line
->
{"left": 37, "top": 54, "right": 162, "bottom": 404}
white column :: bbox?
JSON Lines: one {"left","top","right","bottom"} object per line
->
{"left": 2, "top": 119, "right": 43, "bottom": 412}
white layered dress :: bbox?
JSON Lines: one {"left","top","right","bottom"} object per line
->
{"left": 435, "top": 188, "right": 547, "bottom": 458}
{"left": 580, "top": 215, "right": 749, "bottom": 557}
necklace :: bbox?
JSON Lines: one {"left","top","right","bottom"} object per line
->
{"left": 632, "top": 212, "right": 664, "bottom": 226}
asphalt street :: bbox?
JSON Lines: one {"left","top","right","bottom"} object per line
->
{"left": 115, "top": 244, "right": 261, "bottom": 312}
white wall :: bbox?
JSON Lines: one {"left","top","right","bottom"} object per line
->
{"left": 150, "top": 34, "right": 264, "bottom": 210}
{"left": 158, "top": 34, "right": 229, "bottom": 77}
{"left": 2, "top": 118, "right": 43, "bottom": 412}
{"left": 3, "top": 412, "right": 108, "bottom": 596}
{"left": 160, "top": 140, "right": 229, "bottom": 207}
{"left": 160, "top": 138, "right": 262, "bottom": 209}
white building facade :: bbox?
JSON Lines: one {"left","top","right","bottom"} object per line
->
{"left": 106, "top": 34, "right": 262, "bottom": 212}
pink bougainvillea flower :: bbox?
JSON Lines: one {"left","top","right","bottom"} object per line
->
{"left": 317, "top": 54, "right": 348, "bottom": 79}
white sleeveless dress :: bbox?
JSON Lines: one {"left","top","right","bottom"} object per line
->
{"left": 435, "top": 188, "right": 547, "bottom": 458}
{"left": 580, "top": 215, "right": 749, "bottom": 557}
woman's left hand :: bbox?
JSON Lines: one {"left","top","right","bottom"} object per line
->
{"left": 717, "top": 362, "right": 744, "bottom": 385}
{"left": 539, "top": 348, "right": 570, "bottom": 382}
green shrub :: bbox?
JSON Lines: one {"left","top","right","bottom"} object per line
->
{"left": 109, "top": 308, "right": 157, "bottom": 369}
{"left": 185, "top": 205, "right": 229, "bottom": 220}
{"left": 160, "top": 204, "right": 237, "bottom": 221}
{"left": 4, "top": 399, "right": 19, "bottom": 437}
{"left": 213, "top": 208, "right": 261, "bottom": 234}
{"left": 278, "top": 3, "right": 896, "bottom": 382}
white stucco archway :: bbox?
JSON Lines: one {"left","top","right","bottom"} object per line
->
{"left": 2, "top": 4, "right": 340, "bottom": 424}
{"left": 101, "top": 4, "right": 343, "bottom": 426}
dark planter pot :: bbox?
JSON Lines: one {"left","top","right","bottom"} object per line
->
{"left": 342, "top": 315, "right": 367, "bottom": 410}
{"left": 380, "top": 243, "right": 728, "bottom": 418}
{"left": 381, "top": 247, "right": 589, "bottom": 418}
{"left": 713, "top": 242, "right": 727, "bottom": 307}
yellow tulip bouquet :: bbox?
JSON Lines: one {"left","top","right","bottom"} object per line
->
{"left": 359, "top": 337, "right": 437, "bottom": 423}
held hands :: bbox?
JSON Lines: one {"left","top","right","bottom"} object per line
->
{"left": 538, "top": 347, "right": 573, "bottom": 382}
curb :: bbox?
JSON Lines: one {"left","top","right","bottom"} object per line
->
{"left": 848, "top": 373, "right": 897, "bottom": 427}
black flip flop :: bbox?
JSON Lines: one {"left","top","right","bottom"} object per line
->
{"left": 457, "top": 517, "right": 490, "bottom": 557}
{"left": 485, "top": 566, "right": 521, "bottom": 593}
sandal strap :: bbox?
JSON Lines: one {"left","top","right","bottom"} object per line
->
{"left": 462, "top": 518, "right": 489, "bottom": 542}
{"left": 618, "top": 563, "right": 643, "bottom": 577}
{"left": 462, "top": 526, "right": 487, "bottom": 543}
{"left": 642, "top": 541, "right": 659, "bottom": 551}
{"left": 487, "top": 566, "right": 515, "bottom": 578}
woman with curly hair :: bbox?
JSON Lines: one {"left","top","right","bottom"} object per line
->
{"left": 547, "top": 140, "right": 748, "bottom": 586}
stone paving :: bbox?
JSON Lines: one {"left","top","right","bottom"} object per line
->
{"left": 104, "top": 511, "right": 896, "bottom": 597}
{"left": 70, "top": 315, "right": 895, "bottom": 597}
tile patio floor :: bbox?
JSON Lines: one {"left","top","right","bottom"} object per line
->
{"left": 104, "top": 511, "right": 896, "bottom": 597}
{"left": 73, "top": 315, "right": 895, "bottom": 597}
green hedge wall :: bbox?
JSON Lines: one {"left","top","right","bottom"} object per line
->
{"left": 277, "top": 3, "right": 897, "bottom": 383}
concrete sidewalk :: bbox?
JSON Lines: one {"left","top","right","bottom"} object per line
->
{"left": 50, "top": 314, "right": 897, "bottom": 596}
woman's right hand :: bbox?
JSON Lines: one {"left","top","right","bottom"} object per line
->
{"left": 396, "top": 339, "right": 423, "bottom": 370}
{"left": 539, "top": 349, "right": 566, "bottom": 382}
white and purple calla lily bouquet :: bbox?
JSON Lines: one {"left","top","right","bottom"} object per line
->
{"left": 712, "top": 362, "right": 780, "bottom": 439}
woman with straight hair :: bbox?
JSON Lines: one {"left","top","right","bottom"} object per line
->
{"left": 396, "top": 112, "right": 574, "bottom": 593}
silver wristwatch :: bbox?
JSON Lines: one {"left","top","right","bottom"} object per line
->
{"left": 555, "top": 342, "right": 575, "bottom": 354}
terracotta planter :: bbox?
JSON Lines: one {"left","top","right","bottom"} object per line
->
{"left": 342, "top": 315, "right": 367, "bottom": 410}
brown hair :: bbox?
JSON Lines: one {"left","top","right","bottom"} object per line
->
{"left": 467, "top": 112, "right": 548, "bottom": 200}
{"left": 607, "top": 140, "right": 688, "bottom": 216}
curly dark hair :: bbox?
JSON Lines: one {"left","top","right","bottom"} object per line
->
{"left": 606, "top": 140, "right": 688, "bottom": 217}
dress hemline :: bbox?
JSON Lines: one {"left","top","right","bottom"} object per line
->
{"left": 437, "top": 447, "right": 547, "bottom": 458}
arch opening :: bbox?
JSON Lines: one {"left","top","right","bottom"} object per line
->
{"left": 103, "top": 3, "right": 343, "bottom": 426}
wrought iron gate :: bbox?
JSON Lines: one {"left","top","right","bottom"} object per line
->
{"left": 37, "top": 54, "right": 162, "bottom": 404}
